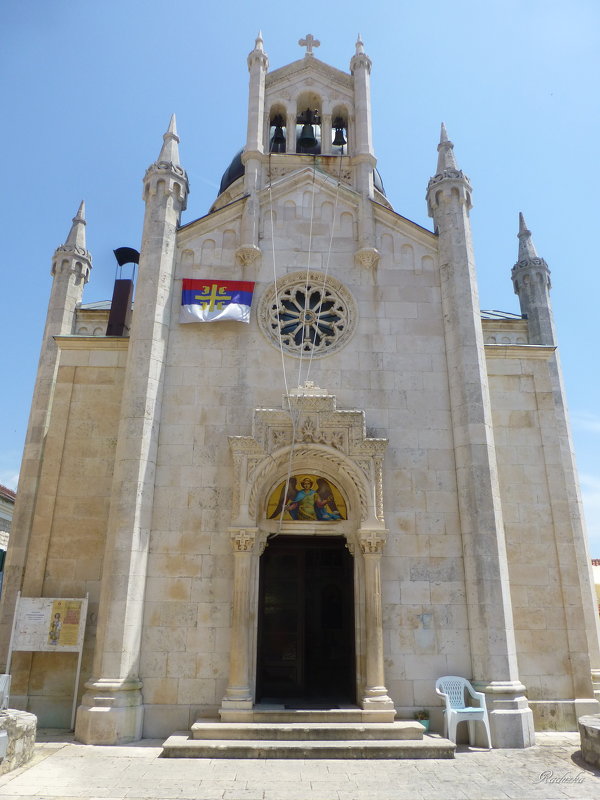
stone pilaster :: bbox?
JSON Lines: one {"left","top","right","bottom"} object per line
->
{"left": 359, "top": 530, "right": 394, "bottom": 711}
{"left": 75, "top": 119, "right": 188, "bottom": 744}
{"left": 427, "top": 126, "right": 534, "bottom": 748}
{"left": 220, "top": 528, "right": 259, "bottom": 713}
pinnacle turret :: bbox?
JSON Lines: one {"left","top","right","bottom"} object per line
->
{"left": 50, "top": 200, "right": 91, "bottom": 314}
{"left": 53, "top": 201, "right": 91, "bottom": 281}
{"left": 511, "top": 212, "right": 554, "bottom": 345}
{"left": 64, "top": 200, "right": 87, "bottom": 253}
{"left": 248, "top": 30, "right": 268, "bottom": 70}
{"left": 144, "top": 116, "right": 188, "bottom": 212}
{"left": 427, "top": 124, "right": 472, "bottom": 220}
{"left": 157, "top": 114, "right": 181, "bottom": 167}
{"left": 517, "top": 212, "right": 539, "bottom": 262}
{"left": 436, "top": 123, "right": 458, "bottom": 173}
{"left": 350, "top": 33, "right": 371, "bottom": 73}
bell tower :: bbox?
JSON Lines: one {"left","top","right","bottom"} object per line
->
{"left": 236, "top": 34, "right": 383, "bottom": 270}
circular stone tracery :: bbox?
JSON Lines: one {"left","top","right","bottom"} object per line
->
{"left": 258, "top": 271, "right": 356, "bottom": 358}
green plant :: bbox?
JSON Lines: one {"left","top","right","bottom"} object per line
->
{"left": 414, "top": 709, "right": 429, "bottom": 721}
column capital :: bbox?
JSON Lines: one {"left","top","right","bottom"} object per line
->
{"left": 358, "top": 529, "right": 388, "bottom": 554}
{"left": 229, "top": 527, "right": 258, "bottom": 552}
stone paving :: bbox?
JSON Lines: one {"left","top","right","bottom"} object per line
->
{"left": 0, "top": 732, "right": 597, "bottom": 800}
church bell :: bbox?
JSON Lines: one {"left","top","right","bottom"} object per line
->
{"left": 297, "top": 123, "right": 318, "bottom": 151}
{"left": 296, "top": 108, "right": 320, "bottom": 153}
{"left": 270, "top": 115, "right": 286, "bottom": 153}
{"left": 332, "top": 121, "right": 347, "bottom": 148}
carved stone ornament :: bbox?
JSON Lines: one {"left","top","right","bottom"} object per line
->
{"left": 235, "top": 245, "right": 262, "bottom": 267}
{"left": 230, "top": 528, "right": 258, "bottom": 552}
{"left": 229, "top": 382, "right": 387, "bottom": 527}
{"left": 426, "top": 168, "right": 471, "bottom": 190}
{"left": 257, "top": 271, "right": 357, "bottom": 358}
{"left": 359, "top": 529, "right": 387, "bottom": 554}
{"left": 354, "top": 247, "right": 380, "bottom": 270}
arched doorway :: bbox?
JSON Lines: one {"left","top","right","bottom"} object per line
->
{"left": 256, "top": 535, "right": 355, "bottom": 706}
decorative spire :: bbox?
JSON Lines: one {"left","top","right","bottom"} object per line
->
{"left": 512, "top": 212, "right": 553, "bottom": 345}
{"left": 426, "top": 124, "right": 472, "bottom": 219}
{"left": 517, "top": 212, "right": 539, "bottom": 262}
{"left": 248, "top": 31, "right": 268, "bottom": 70}
{"left": 350, "top": 32, "right": 371, "bottom": 73}
{"left": 157, "top": 114, "right": 181, "bottom": 166}
{"left": 436, "top": 123, "right": 458, "bottom": 173}
{"left": 64, "top": 200, "right": 87, "bottom": 251}
{"left": 53, "top": 200, "right": 91, "bottom": 281}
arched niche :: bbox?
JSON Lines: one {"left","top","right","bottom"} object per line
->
{"left": 331, "top": 104, "right": 349, "bottom": 155}
{"left": 229, "top": 383, "right": 386, "bottom": 532}
{"left": 295, "top": 91, "right": 322, "bottom": 155}
{"left": 268, "top": 103, "right": 287, "bottom": 153}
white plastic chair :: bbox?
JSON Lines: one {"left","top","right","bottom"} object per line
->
{"left": 435, "top": 675, "right": 492, "bottom": 748}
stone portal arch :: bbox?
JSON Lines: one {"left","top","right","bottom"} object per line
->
{"left": 220, "top": 383, "right": 394, "bottom": 720}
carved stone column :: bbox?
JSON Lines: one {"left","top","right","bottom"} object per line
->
{"left": 359, "top": 530, "right": 394, "bottom": 711}
{"left": 286, "top": 111, "right": 296, "bottom": 153}
{"left": 221, "top": 528, "right": 258, "bottom": 712}
{"left": 320, "top": 113, "right": 332, "bottom": 155}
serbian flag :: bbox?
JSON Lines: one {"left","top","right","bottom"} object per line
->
{"left": 180, "top": 280, "right": 255, "bottom": 324}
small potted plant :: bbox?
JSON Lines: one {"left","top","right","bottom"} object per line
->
{"left": 414, "top": 709, "right": 430, "bottom": 731}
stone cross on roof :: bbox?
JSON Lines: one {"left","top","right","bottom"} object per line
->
{"left": 299, "top": 34, "right": 320, "bottom": 55}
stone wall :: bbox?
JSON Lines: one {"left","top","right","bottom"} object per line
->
{"left": 0, "top": 710, "right": 36, "bottom": 775}
{"left": 139, "top": 190, "right": 475, "bottom": 735}
{"left": 488, "top": 348, "right": 599, "bottom": 728}
{"left": 11, "top": 340, "right": 126, "bottom": 726}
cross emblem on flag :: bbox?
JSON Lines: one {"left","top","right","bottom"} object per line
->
{"left": 194, "top": 284, "right": 233, "bottom": 312}
{"left": 180, "top": 279, "right": 255, "bottom": 324}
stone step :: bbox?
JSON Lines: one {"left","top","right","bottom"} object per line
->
{"left": 191, "top": 720, "right": 425, "bottom": 741}
{"left": 219, "top": 707, "right": 396, "bottom": 723}
{"left": 162, "top": 733, "right": 456, "bottom": 759}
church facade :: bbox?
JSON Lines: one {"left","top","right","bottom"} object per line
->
{"left": 1, "top": 35, "right": 599, "bottom": 748}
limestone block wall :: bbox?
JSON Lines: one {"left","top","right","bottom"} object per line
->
{"left": 139, "top": 190, "right": 473, "bottom": 734}
{"left": 13, "top": 339, "right": 126, "bottom": 727}
{"left": 487, "top": 347, "right": 599, "bottom": 728}
{"left": 0, "top": 710, "right": 36, "bottom": 775}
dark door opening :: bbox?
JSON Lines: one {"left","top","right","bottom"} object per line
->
{"left": 256, "top": 535, "right": 355, "bottom": 706}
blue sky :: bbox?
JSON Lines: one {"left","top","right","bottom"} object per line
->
{"left": 1, "top": 0, "right": 600, "bottom": 552}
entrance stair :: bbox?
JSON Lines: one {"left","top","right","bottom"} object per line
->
{"left": 161, "top": 710, "right": 456, "bottom": 759}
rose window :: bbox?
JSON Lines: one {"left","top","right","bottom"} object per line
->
{"left": 258, "top": 271, "right": 356, "bottom": 358}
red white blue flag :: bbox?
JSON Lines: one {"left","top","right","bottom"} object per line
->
{"left": 180, "top": 280, "right": 255, "bottom": 324}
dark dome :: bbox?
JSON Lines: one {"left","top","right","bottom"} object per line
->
{"left": 217, "top": 149, "right": 386, "bottom": 198}
{"left": 219, "top": 149, "right": 245, "bottom": 195}
{"left": 373, "top": 168, "right": 385, "bottom": 196}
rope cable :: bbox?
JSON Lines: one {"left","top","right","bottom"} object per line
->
{"left": 305, "top": 152, "right": 344, "bottom": 384}
{"left": 267, "top": 152, "right": 299, "bottom": 535}
{"left": 296, "top": 158, "right": 318, "bottom": 389}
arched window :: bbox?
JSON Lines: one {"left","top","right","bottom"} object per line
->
{"left": 268, "top": 103, "right": 287, "bottom": 153}
{"left": 331, "top": 105, "right": 348, "bottom": 155}
{"left": 296, "top": 92, "right": 322, "bottom": 155}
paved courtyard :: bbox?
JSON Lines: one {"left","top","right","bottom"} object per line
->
{"left": 0, "top": 731, "right": 597, "bottom": 800}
